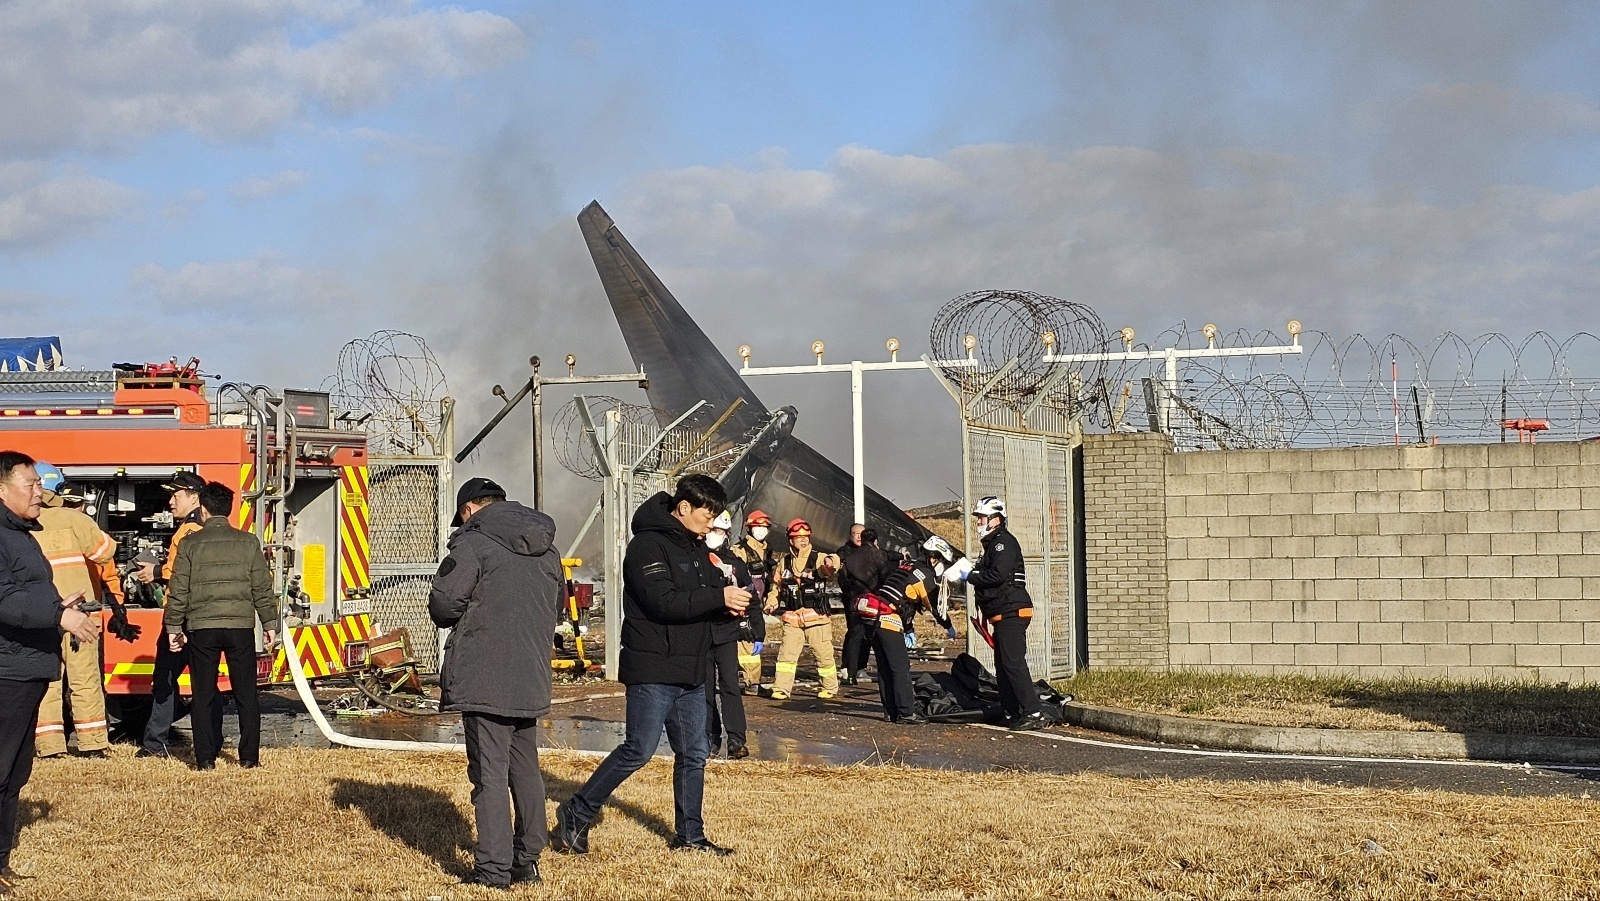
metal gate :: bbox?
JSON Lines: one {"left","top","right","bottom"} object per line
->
{"left": 965, "top": 426, "right": 1081, "bottom": 679}
{"left": 367, "top": 455, "right": 453, "bottom": 673}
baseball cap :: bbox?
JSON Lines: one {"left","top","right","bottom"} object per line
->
{"left": 163, "top": 472, "right": 205, "bottom": 493}
{"left": 452, "top": 476, "right": 508, "bottom": 527}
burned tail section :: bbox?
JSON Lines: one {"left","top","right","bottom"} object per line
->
{"left": 577, "top": 201, "right": 767, "bottom": 437}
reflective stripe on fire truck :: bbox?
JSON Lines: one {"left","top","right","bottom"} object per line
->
{"left": 238, "top": 461, "right": 255, "bottom": 531}
{"left": 338, "top": 465, "right": 371, "bottom": 599}
{"left": 268, "top": 614, "right": 374, "bottom": 683}
{"left": 103, "top": 661, "right": 235, "bottom": 693}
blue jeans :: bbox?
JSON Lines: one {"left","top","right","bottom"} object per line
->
{"left": 567, "top": 682, "right": 709, "bottom": 842}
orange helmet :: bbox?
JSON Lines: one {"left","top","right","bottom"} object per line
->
{"left": 745, "top": 509, "right": 772, "bottom": 528}
{"left": 786, "top": 518, "right": 811, "bottom": 537}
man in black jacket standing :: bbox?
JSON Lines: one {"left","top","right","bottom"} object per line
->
{"left": 551, "top": 474, "right": 750, "bottom": 857}
{"left": 0, "top": 451, "right": 98, "bottom": 892}
{"left": 945, "top": 496, "right": 1049, "bottom": 732}
{"left": 837, "top": 523, "right": 888, "bottom": 686}
{"left": 430, "top": 477, "right": 563, "bottom": 888}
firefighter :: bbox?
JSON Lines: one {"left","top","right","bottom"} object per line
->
{"left": 727, "top": 510, "right": 774, "bottom": 693}
{"left": 705, "top": 512, "right": 760, "bottom": 758}
{"left": 30, "top": 463, "right": 121, "bottom": 759}
{"left": 135, "top": 471, "right": 217, "bottom": 758}
{"left": 763, "top": 519, "right": 841, "bottom": 699}
{"left": 944, "top": 496, "right": 1049, "bottom": 731}
{"left": 853, "top": 546, "right": 945, "bottom": 725}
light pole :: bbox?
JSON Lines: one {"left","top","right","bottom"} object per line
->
{"left": 732, "top": 338, "right": 978, "bottom": 524}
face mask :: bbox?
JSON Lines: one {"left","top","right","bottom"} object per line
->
{"left": 750, "top": 527, "right": 768, "bottom": 542}
{"left": 706, "top": 531, "right": 727, "bottom": 550}
{"left": 932, "top": 561, "right": 946, "bottom": 578}
{"left": 978, "top": 516, "right": 999, "bottom": 538}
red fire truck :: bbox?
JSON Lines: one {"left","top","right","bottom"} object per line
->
{"left": 0, "top": 341, "right": 377, "bottom": 726}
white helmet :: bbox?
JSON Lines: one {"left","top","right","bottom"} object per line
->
{"left": 921, "top": 535, "right": 956, "bottom": 564}
{"left": 711, "top": 511, "right": 733, "bottom": 531}
{"left": 971, "top": 496, "right": 1006, "bottom": 518}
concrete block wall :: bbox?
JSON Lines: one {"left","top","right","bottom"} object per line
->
{"left": 1082, "top": 432, "right": 1170, "bottom": 669}
{"left": 1164, "top": 441, "right": 1600, "bottom": 683}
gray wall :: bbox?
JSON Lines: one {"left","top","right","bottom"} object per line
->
{"left": 1086, "top": 438, "right": 1600, "bottom": 683}
{"left": 1082, "top": 433, "right": 1170, "bottom": 670}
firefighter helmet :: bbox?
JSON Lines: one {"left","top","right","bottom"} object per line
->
{"left": 971, "top": 496, "right": 1006, "bottom": 518}
{"left": 786, "top": 518, "right": 811, "bottom": 537}
{"left": 922, "top": 534, "right": 956, "bottom": 564}
{"left": 745, "top": 509, "right": 771, "bottom": 528}
{"left": 34, "top": 461, "right": 64, "bottom": 495}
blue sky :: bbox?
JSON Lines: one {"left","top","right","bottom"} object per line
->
{"left": 2, "top": 1, "right": 1598, "bottom": 520}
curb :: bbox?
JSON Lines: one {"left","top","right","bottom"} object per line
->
{"left": 1061, "top": 702, "right": 1600, "bottom": 765}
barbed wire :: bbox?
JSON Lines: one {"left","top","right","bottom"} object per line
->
{"left": 323, "top": 331, "right": 450, "bottom": 456}
{"left": 929, "top": 290, "right": 1110, "bottom": 395}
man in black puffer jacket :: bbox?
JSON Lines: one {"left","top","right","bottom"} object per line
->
{"left": 430, "top": 477, "right": 563, "bottom": 889}
{"left": 551, "top": 474, "right": 751, "bottom": 858}
{"left": 0, "top": 450, "right": 98, "bottom": 891}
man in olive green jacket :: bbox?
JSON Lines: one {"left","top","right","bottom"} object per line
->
{"left": 165, "top": 482, "right": 278, "bottom": 770}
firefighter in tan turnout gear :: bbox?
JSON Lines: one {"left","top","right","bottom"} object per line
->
{"left": 763, "top": 519, "right": 841, "bottom": 699}
{"left": 727, "top": 509, "right": 774, "bottom": 693}
{"left": 31, "top": 463, "right": 123, "bottom": 758}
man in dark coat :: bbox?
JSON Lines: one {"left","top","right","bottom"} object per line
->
{"left": 551, "top": 474, "right": 751, "bottom": 857}
{"left": 836, "top": 523, "right": 888, "bottom": 685}
{"left": 430, "top": 477, "right": 563, "bottom": 888}
{"left": 0, "top": 451, "right": 98, "bottom": 892}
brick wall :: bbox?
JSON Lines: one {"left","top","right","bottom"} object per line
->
{"left": 1163, "top": 441, "right": 1600, "bottom": 682}
{"left": 1082, "top": 432, "right": 1170, "bottom": 669}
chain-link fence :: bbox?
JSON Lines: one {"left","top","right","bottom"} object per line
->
{"left": 368, "top": 456, "right": 451, "bottom": 673}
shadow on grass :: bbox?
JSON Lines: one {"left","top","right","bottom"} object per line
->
{"left": 19, "top": 799, "right": 50, "bottom": 829}
{"left": 333, "top": 779, "right": 473, "bottom": 875}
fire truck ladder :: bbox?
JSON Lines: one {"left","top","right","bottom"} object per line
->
{"left": 217, "top": 383, "right": 300, "bottom": 595}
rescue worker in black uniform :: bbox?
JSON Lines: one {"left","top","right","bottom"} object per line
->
{"left": 836, "top": 523, "right": 888, "bottom": 685}
{"left": 854, "top": 547, "right": 947, "bottom": 725}
{"left": 944, "top": 496, "right": 1049, "bottom": 731}
{"left": 705, "top": 511, "right": 762, "bottom": 758}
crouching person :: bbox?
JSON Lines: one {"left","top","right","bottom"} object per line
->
{"left": 430, "top": 477, "right": 562, "bottom": 888}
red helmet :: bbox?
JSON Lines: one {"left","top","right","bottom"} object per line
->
{"left": 786, "top": 518, "right": 811, "bottom": 537}
{"left": 745, "top": 509, "right": 772, "bottom": 528}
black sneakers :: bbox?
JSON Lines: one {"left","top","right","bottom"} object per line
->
{"left": 549, "top": 802, "right": 593, "bottom": 855}
{"left": 1008, "top": 711, "right": 1051, "bottom": 732}
{"left": 669, "top": 837, "right": 734, "bottom": 856}
{"left": 460, "top": 871, "right": 510, "bottom": 891}
{"left": 510, "top": 861, "right": 541, "bottom": 884}
{"left": 900, "top": 713, "right": 929, "bottom": 725}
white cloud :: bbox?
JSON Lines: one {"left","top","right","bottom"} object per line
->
{"left": 130, "top": 251, "right": 353, "bottom": 315}
{"left": 0, "top": 164, "right": 141, "bottom": 248}
{"left": 229, "top": 169, "right": 309, "bottom": 201}
{"left": 0, "top": 2, "right": 529, "bottom": 157}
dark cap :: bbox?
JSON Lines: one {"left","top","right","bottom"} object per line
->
{"left": 163, "top": 472, "right": 205, "bottom": 493}
{"left": 452, "top": 477, "right": 508, "bottom": 527}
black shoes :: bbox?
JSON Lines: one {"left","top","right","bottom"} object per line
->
{"left": 727, "top": 744, "right": 750, "bottom": 760}
{"left": 900, "top": 714, "right": 929, "bottom": 725}
{"left": 669, "top": 837, "right": 734, "bottom": 856}
{"left": 460, "top": 871, "right": 510, "bottom": 891}
{"left": 134, "top": 747, "right": 168, "bottom": 759}
{"left": 194, "top": 760, "right": 216, "bottom": 771}
{"left": 510, "top": 861, "right": 541, "bottom": 885}
{"left": 549, "top": 802, "right": 592, "bottom": 855}
{"left": 1008, "top": 711, "right": 1051, "bottom": 732}
{"left": 239, "top": 760, "right": 262, "bottom": 769}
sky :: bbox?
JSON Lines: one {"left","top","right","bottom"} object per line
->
{"left": 2, "top": 0, "right": 1599, "bottom": 535}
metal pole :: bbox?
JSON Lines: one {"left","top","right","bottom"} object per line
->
{"left": 531, "top": 356, "right": 543, "bottom": 510}
{"left": 1163, "top": 347, "right": 1178, "bottom": 435}
{"left": 851, "top": 359, "right": 865, "bottom": 524}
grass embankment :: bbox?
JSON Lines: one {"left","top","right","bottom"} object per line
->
{"left": 14, "top": 747, "right": 1600, "bottom": 899}
{"left": 1061, "top": 669, "right": 1600, "bottom": 736}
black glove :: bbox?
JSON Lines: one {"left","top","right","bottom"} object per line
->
{"left": 107, "top": 603, "right": 142, "bottom": 643}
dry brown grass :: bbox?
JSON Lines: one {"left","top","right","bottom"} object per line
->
{"left": 12, "top": 746, "right": 1600, "bottom": 899}
{"left": 1062, "top": 669, "right": 1600, "bottom": 736}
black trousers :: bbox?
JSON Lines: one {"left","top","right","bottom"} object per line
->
{"left": 187, "top": 628, "right": 261, "bottom": 766}
{"left": 0, "top": 679, "right": 47, "bottom": 869}
{"left": 868, "top": 624, "right": 916, "bottom": 721}
{"left": 142, "top": 638, "right": 221, "bottom": 754}
{"left": 704, "top": 639, "right": 747, "bottom": 751}
{"left": 841, "top": 607, "right": 872, "bottom": 678}
{"left": 462, "top": 712, "right": 545, "bottom": 883}
{"left": 991, "top": 615, "right": 1042, "bottom": 719}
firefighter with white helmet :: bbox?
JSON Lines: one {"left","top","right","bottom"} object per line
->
{"left": 763, "top": 518, "right": 841, "bottom": 699}
{"left": 945, "top": 496, "right": 1049, "bottom": 731}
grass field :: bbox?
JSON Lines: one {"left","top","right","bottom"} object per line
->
{"left": 11, "top": 746, "right": 1600, "bottom": 899}
{"left": 1058, "top": 669, "right": 1600, "bottom": 736}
